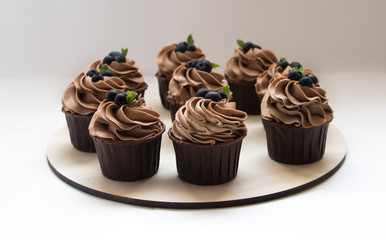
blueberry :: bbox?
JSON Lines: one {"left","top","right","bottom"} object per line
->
{"left": 290, "top": 61, "right": 303, "bottom": 69}
{"left": 101, "top": 69, "right": 114, "bottom": 77}
{"left": 204, "top": 91, "right": 222, "bottom": 102}
{"left": 103, "top": 55, "right": 114, "bottom": 65}
{"left": 307, "top": 74, "right": 318, "bottom": 84}
{"left": 125, "top": 90, "right": 139, "bottom": 100}
{"left": 218, "top": 90, "right": 227, "bottom": 99}
{"left": 277, "top": 60, "right": 289, "bottom": 70}
{"left": 185, "top": 61, "right": 195, "bottom": 68}
{"left": 298, "top": 77, "right": 313, "bottom": 87}
{"left": 254, "top": 44, "right": 261, "bottom": 49}
{"left": 106, "top": 89, "right": 120, "bottom": 102}
{"left": 195, "top": 88, "right": 210, "bottom": 98}
{"left": 115, "top": 54, "right": 126, "bottom": 63}
{"left": 288, "top": 69, "right": 303, "bottom": 81}
{"left": 242, "top": 42, "right": 254, "bottom": 53}
{"left": 87, "top": 69, "right": 99, "bottom": 77}
{"left": 186, "top": 44, "right": 196, "bottom": 52}
{"left": 174, "top": 44, "right": 186, "bottom": 53}
{"left": 92, "top": 74, "right": 104, "bottom": 82}
{"left": 196, "top": 60, "right": 212, "bottom": 73}
{"left": 178, "top": 41, "right": 188, "bottom": 48}
{"left": 114, "top": 93, "right": 127, "bottom": 106}
{"left": 109, "top": 51, "right": 121, "bottom": 57}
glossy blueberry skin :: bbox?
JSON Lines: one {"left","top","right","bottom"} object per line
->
{"left": 196, "top": 59, "right": 212, "bottom": 73}
{"left": 277, "top": 60, "right": 289, "bottom": 70}
{"left": 195, "top": 88, "right": 210, "bottom": 98}
{"left": 288, "top": 69, "right": 303, "bottom": 81}
{"left": 298, "top": 77, "right": 313, "bottom": 87}
{"left": 185, "top": 61, "right": 195, "bottom": 68}
{"left": 218, "top": 90, "right": 227, "bottom": 99}
{"left": 115, "top": 54, "right": 126, "bottom": 63}
{"left": 204, "top": 91, "right": 222, "bottom": 102}
{"left": 87, "top": 69, "right": 99, "bottom": 77}
{"left": 174, "top": 44, "right": 186, "bottom": 53}
{"left": 114, "top": 93, "right": 127, "bottom": 106}
{"left": 103, "top": 55, "right": 114, "bottom": 65}
{"left": 106, "top": 89, "right": 120, "bottom": 102}
{"left": 101, "top": 69, "right": 114, "bottom": 77}
{"left": 91, "top": 74, "right": 104, "bottom": 82}
{"left": 186, "top": 44, "right": 196, "bottom": 52}
{"left": 109, "top": 51, "right": 121, "bottom": 57}
{"left": 307, "top": 74, "right": 318, "bottom": 84}
{"left": 289, "top": 61, "right": 303, "bottom": 69}
{"left": 242, "top": 42, "right": 254, "bottom": 53}
{"left": 254, "top": 44, "right": 261, "bottom": 49}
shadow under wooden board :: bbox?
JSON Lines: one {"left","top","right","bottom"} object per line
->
{"left": 46, "top": 115, "right": 346, "bottom": 209}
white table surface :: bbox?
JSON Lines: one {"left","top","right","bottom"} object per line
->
{"left": 1, "top": 73, "right": 385, "bottom": 239}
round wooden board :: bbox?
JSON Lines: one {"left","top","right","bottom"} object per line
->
{"left": 47, "top": 109, "right": 346, "bottom": 209}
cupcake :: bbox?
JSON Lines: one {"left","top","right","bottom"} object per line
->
{"left": 87, "top": 48, "right": 148, "bottom": 96}
{"left": 89, "top": 90, "right": 165, "bottom": 181}
{"left": 255, "top": 58, "right": 319, "bottom": 102}
{"left": 156, "top": 34, "right": 205, "bottom": 109}
{"left": 167, "top": 59, "right": 229, "bottom": 121}
{"left": 224, "top": 39, "right": 277, "bottom": 115}
{"left": 260, "top": 68, "right": 333, "bottom": 164}
{"left": 62, "top": 69, "right": 126, "bottom": 152}
{"left": 169, "top": 92, "right": 247, "bottom": 185}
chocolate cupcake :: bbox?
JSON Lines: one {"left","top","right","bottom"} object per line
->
{"left": 256, "top": 58, "right": 319, "bottom": 103}
{"left": 167, "top": 59, "right": 229, "bottom": 121}
{"left": 156, "top": 34, "right": 205, "bottom": 109}
{"left": 61, "top": 70, "right": 126, "bottom": 152}
{"left": 260, "top": 69, "right": 333, "bottom": 165}
{"left": 169, "top": 93, "right": 247, "bottom": 185}
{"left": 224, "top": 40, "right": 277, "bottom": 115}
{"left": 88, "top": 48, "right": 148, "bottom": 96}
{"left": 89, "top": 91, "right": 165, "bottom": 181}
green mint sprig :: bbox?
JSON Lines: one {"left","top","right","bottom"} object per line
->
{"left": 280, "top": 57, "right": 287, "bottom": 61}
{"left": 211, "top": 62, "right": 220, "bottom": 70}
{"left": 126, "top": 91, "right": 138, "bottom": 107}
{"left": 237, "top": 39, "right": 245, "bottom": 48}
{"left": 121, "top": 48, "right": 128, "bottom": 56}
{"left": 187, "top": 34, "right": 194, "bottom": 45}
{"left": 100, "top": 64, "right": 109, "bottom": 73}
{"left": 220, "top": 85, "right": 231, "bottom": 101}
{"left": 293, "top": 66, "right": 305, "bottom": 76}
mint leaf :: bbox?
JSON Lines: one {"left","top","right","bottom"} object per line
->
{"left": 121, "top": 48, "right": 128, "bottom": 56}
{"left": 126, "top": 91, "right": 138, "bottom": 107}
{"left": 220, "top": 85, "right": 231, "bottom": 100}
{"left": 187, "top": 34, "right": 194, "bottom": 45}
{"left": 237, "top": 39, "right": 245, "bottom": 48}
{"left": 100, "top": 64, "right": 109, "bottom": 73}
{"left": 299, "top": 67, "right": 305, "bottom": 76}
{"left": 280, "top": 57, "right": 287, "bottom": 61}
{"left": 211, "top": 62, "right": 220, "bottom": 70}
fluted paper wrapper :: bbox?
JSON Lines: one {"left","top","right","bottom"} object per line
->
{"left": 169, "top": 130, "right": 245, "bottom": 185}
{"left": 262, "top": 119, "right": 330, "bottom": 164}
{"left": 168, "top": 98, "right": 182, "bottom": 122}
{"left": 92, "top": 123, "right": 165, "bottom": 181}
{"left": 155, "top": 72, "right": 171, "bottom": 109}
{"left": 63, "top": 109, "right": 95, "bottom": 152}
{"left": 226, "top": 76, "right": 261, "bottom": 115}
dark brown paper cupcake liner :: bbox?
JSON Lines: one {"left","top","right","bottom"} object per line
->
{"left": 168, "top": 130, "right": 245, "bottom": 185}
{"left": 92, "top": 122, "right": 165, "bottom": 181}
{"left": 168, "top": 98, "right": 182, "bottom": 122}
{"left": 226, "top": 76, "right": 260, "bottom": 115}
{"left": 155, "top": 73, "right": 171, "bottom": 109}
{"left": 62, "top": 109, "right": 96, "bottom": 152}
{"left": 262, "top": 119, "right": 330, "bottom": 164}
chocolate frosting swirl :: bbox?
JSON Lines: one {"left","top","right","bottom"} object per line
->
{"left": 224, "top": 47, "right": 277, "bottom": 84}
{"left": 261, "top": 76, "right": 333, "bottom": 128}
{"left": 89, "top": 99, "right": 162, "bottom": 141}
{"left": 170, "top": 97, "right": 247, "bottom": 145}
{"left": 156, "top": 43, "right": 205, "bottom": 79}
{"left": 167, "top": 65, "right": 229, "bottom": 106}
{"left": 255, "top": 64, "right": 317, "bottom": 97}
{"left": 62, "top": 72, "right": 126, "bottom": 115}
{"left": 87, "top": 59, "right": 147, "bottom": 92}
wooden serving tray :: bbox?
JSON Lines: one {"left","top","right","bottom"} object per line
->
{"left": 46, "top": 113, "right": 346, "bottom": 209}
